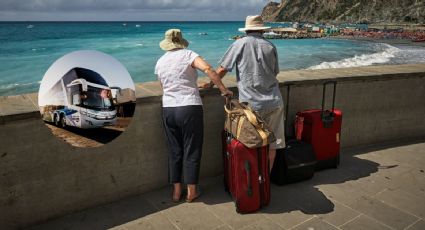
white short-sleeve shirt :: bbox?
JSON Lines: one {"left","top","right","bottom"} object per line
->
{"left": 155, "top": 49, "right": 202, "bottom": 107}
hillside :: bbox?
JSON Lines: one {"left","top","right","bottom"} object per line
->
{"left": 261, "top": 0, "right": 425, "bottom": 23}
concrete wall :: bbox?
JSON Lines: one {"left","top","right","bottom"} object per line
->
{"left": 0, "top": 64, "right": 424, "bottom": 229}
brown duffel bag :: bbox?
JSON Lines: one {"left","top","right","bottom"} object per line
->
{"left": 224, "top": 99, "right": 276, "bottom": 148}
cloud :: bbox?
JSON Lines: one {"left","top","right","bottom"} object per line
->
{"left": 0, "top": 0, "right": 268, "bottom": 12}
{"left": 0, "top": 0, "right": 270, "bottom": 20}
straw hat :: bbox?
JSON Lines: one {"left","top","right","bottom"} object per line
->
{"left": 159, "top": 29, "right": 189, "bottom": 51}
{"left": 239, "top": 15, "right": 271, "bottom": 32}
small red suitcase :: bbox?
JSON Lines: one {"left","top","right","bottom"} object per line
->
{"left": 222, "top": 131, "right": 270, "bottom": 213}
{"left": 296, "top": 81, "right": 342, "bottom": 169}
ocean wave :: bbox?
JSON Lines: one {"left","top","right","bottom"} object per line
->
{"left": 308, "top": 43, "right": 400, "bottom": 70}
{"left": 0, "top": 82, "right": 40, "bottom": 90}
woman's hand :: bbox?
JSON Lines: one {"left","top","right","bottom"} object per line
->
{"left": 220, "top": 89, "right": 234, "bottom": 97}
{"left": 198, "top": 81, "right": 214, "bottom": 89}
{"left": 192, "top": 57, "right": 231, "bottom": 96}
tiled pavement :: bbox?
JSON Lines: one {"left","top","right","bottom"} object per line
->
{"left": 29, "top": 140, "right": 425, "bottom": 230}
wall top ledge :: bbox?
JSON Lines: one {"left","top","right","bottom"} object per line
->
{"left": 1, "top": 64, "right": 424, "bottom": 123}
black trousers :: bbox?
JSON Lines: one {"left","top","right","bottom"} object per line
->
{"left": 162, "top": 105, "right": 204, "bottom": 185}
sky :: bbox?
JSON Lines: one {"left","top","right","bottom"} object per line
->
{"left": 0, "top": 0, "right": 271, "bottom": 21}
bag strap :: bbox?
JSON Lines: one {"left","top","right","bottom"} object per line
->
{"left": 243, "top": 109, "right": 268, "bottom": 146}
{"left": 224, "top": 98, "right": 269, "bottom": 146}
{"left": 242, "top": 109, "right": 260, "bottom": 128}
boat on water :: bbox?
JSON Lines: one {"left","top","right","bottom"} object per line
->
{"left": 135, "top": 24, "right": 141, "bottom": 28}
{"left": 122, "top": 23, "right": 127, "bottom": 27}
{"left": 198, "top": 32, "right": 208, "bottom": 35}
{"left": 27, "top": 24, "right": 34, "bottom": 29}
{"left": 263, "top": 31, "right": 281, "bottom": 39}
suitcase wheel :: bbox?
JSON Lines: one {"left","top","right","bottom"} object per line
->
{"left": 223, "top": 178, "right": 229, "bottom": 192}
{"left": 235, "top": 200, "right": 241, "bottom": 213}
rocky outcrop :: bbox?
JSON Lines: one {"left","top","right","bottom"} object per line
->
{"left": 261, "top": 0, "right": 425, "bottom": 23}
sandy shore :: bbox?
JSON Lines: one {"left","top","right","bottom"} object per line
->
{"left": 327, "top": 36, "right": 425, "bottom": 48}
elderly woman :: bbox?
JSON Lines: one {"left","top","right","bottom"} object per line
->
{"left": 155, "top": 29, "right": 233, "bottom": 202}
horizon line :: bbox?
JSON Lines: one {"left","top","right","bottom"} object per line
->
{"left": 0, "top": 20, "right": 246, "bottom": 22}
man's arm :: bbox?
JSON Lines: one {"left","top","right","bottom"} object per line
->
{"left": 216, "top": 66, "right": 228, "bottom": 79}
{"left": 201, "top": 42, "right": 240, "bottom": 89}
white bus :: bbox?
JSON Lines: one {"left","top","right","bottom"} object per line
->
{"left": 41, "top": 68, "right": 118, "bottom": 129}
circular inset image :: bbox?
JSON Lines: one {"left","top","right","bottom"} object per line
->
{"left": 38, "top": 50, "right": 136, "bottom": 148}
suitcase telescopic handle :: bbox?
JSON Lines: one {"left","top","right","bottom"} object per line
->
{"left": 321, "top": 81, "right": 337, "bottom": 128}
{"left": 322, "top": 81, "right": 337, "bottom": 113}
{"left": 284, "top": 84, "right": 294, "bottom": 135}
{"left": 244, "top": 161, "right": 253, "bottom": 197}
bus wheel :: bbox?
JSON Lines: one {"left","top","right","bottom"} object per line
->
{"left": 60, "top": 115, "right": 66, "bottom": 128}
{"left": 54, "top": 114, "right": 59, "bottom": 126}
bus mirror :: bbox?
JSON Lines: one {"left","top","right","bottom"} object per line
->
{"left": 73, "top": 94, "right": 81, "bottom": 105}
{"left": 82, "top": 84, "right": 88, "bottom": 92}
{"left": 110, "top": 86, "right": 122, "bottom": 95}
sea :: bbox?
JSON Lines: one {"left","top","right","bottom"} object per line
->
{"left": 1, "top": 21, "right": 425, "bottom": 96}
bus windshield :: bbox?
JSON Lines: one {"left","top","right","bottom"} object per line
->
{"left": 81, "top": 86, "right": 114, "bottom": 111}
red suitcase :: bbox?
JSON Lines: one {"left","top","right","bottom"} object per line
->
{"left": 222, "top": 131, "right": 270, "bottom": 213}
{"left": 296, "top": 81, "right": 342, "bottom": 170}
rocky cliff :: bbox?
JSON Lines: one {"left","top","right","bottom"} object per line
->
{"left": 261, "top": 0, "right": 425, "bottom": 23}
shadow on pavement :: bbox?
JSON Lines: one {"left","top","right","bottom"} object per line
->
{"left": 65, "top": 126, "right": 123, "bottom": 144}
{"left": 27, "top": 138, "right": 425, "bottom": 230}
{"left": 201, "top": 147, "right": 380, "bottom": 215}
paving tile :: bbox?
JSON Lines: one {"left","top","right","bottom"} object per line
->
{"left": 291, "top": 217, "right": 339, "bottom": 230}
{"left": 317, "top": 200, "right": 360, "bottom": 227}
{"left": 340, "top": 215, "right": 392, "bottom": 230}
{"left": 206, "top": 195, "right": 266, "bottom": 230}
{"left": 406, "top": 220, "right": 425, "bottom": 230}
{"left": 346, "top": 196, "right": 418, "bottom": 230}
{"left": 241, "top": 218, "right": 284, "bottom": 230}
{"left": 288, "top": 188, "right": 335, "bottom": 215}
{"left": 349, "top": 178, "right": 388, "bottom": 197}
{"left": 213, "top": 225, "right": 233, "bottom": 230}
{"left": 316, "top": 182, "right": 366, "bottom": 207}
{"left": 375, "top": 188, "right": 425, "bottom": 218}
{"left": 144, "top": 186, "right": 183, "bottom": 211}
{"left": 377, "top": 169, "right": 425, "bottom": 196}
{"left": 270, "top": 184, "right": 335, "bottom": 215}
{"left": 22, "top": 141, "right": 425, "bottom": 230}
{"left": 28, "top": 195, "right": 157, "bottom": 230}
{"left": 262, "top": 191, "right": 314, "bottom": 229}
{"left": 162, "top": 202, "right": 223, "bottom": 230}
{"left": 122, "top": 213, "right": 178, "bottom": 230}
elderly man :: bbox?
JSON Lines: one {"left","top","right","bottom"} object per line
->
{"left": 209, "top": 15, "right": 285, "bottom": 171}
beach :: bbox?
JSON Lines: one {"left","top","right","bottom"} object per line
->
{"left": 328, "top": 35, "right": 425, "bottom": 48}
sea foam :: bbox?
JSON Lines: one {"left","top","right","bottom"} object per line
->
{"left": 309, "top": 43, "right": 400, "bottom": 70}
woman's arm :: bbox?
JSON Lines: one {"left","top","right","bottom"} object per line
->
{"left": 192, "top": 57, "right": 233, "bottom": 97}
